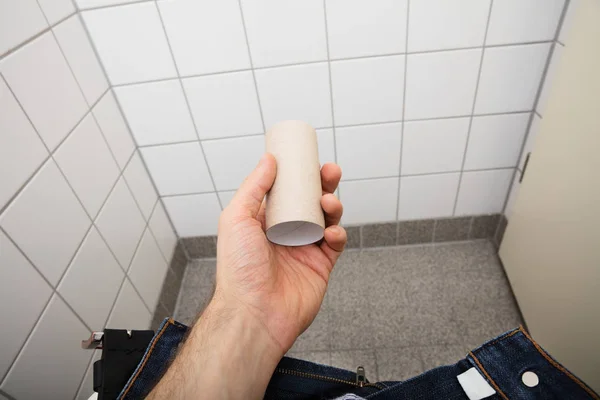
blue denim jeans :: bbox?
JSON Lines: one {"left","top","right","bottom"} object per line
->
{"left": 116, "top": 319, "right": 598, "bottom": 399}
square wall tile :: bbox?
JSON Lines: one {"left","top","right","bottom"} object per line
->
{"left": 1, "top": 296, "right": 91, "bottom": 400}
{"left": 218, "top": 191, "right": 236, "bottom": 209}
{"left": 486, "top": 0, "right": 566, "bottom": 45}
{"left": 95, "top": 178, "right": 146, "bottom": 269}
{"left": 82, "top": 3, "right": 177, "bottom": 85}
{"left": 402, "top": 118, "right": 469, "bottom": 175}
{"left": 158, "top": 0, "right": 250, "bottom": 76}
{"left": 53, "top": 15, "right": 109, "bottom": 105}
{"left": 336, "top": 123, "right": 401, "bottom": 180}
{"left": 123, "top": 151, "right": 158, "bottom": 220}
{"left": 76, "top": 0, "right": 139, "bottom": 9}
{"left": 163, "top": 193, "right": 221, "bottom": 237}
{"left": 464, "top": 113, "right": 530, "bottom": 170}
{"left": 115, "top": 80, "right": 197, "bottom": 146}
{"left": 92, "top": 91, "right": 135, "bottom": 170}
{"left": 183, "top": 71, "right": 263, "bottom": 139}
{"left": 398, "top": 173, "right": 460, "bottom": 220}
{"left": 203, "top": 136, "right": 264, "bottom": 191}
{"left": 519, "top": 113, "right": 541, "bottom": 171}
{"left": 326, "top": 0, "right": 407, "bottom": 59}
{"left": 58, "top": 227, "right": 124, "bottom": 330}
{"left": 339, "top": 178, "right": 398, "bottom": 225}
{"left": 331, "top": 55, "right": 404, "bottom": 126}
{"left": 316, "top": 128, "right": 335, "bottom": 166}
{"left": 37, "top": 0, "right": 75, "bottom": 25}
{"left": 255, "top": 63, "right": 332, "bottom": 129}
{"left": 107, "top": 279, "right": 151, "bottom": 330}
{"left": 0, "top": 230, "right": 52, "bottom": 379}
{"left": 455, "top": 169, "right": 514, "bottom": 215}
{"left": 54, "top": 114, "right": 120, "bottom": 218}
{"left": 0, "top": 0, "right": 47, "bottom": 54}
{"left": 241, "top": 0, "right": 327, "bottom": 67}
{"left": 149, "top": 201, "right": 177, "bottom": 261}
{"left": 0, "top": 78, "right": 48, "bottom": 209}
{"left": 405, "top": 49, "right": 481, "bottom": 120}
{"left": 75, "top": 351, "right": 100, "bottom": 400}
{"left": 141, "top": 142, "right": 214, "bottom": 196}
{"left": 408, "top": 0, "right": 490, "bottom": 52}
{"left": 0, "top": 159, "right": 90, "bottom": 286}
{"left": 1, "top": 32, "right": 88, "bottom": 151}
{"left": 475, "top": 43, "right": 551, "bottom": 114}
{"left": 128, "top": 229, "right": 169, "bottom": 310}
{"left": 537, "top": 44, "right": 564, "bottom": 117}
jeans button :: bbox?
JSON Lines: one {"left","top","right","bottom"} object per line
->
{"left": 522, "top": 371, "right": 539, "bottom": 387}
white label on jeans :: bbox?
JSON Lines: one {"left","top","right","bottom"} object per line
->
{"left": 457, "top": 368, "right": 496, "bottom": 400}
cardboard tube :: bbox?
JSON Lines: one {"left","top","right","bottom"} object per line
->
{"left": 265, "top": 121, "right": 325, "bottom": 246}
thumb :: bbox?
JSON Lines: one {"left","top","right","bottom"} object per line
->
{"left": 228, "top": 153, "right": 277, "bottom": 218}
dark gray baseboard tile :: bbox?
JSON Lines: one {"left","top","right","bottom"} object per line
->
{"left": 494, "top": 215, "right": 509, "bottom": 248}
{"left": 433, "top": 217, "right": 471, "bottom": 242}
{"left": 345, "top": 226, "right": 361, "bottom": 249}
{"left": 397, "top": 220, "right": 434, "bottom": 245}
{"left": 182, "top": 236, "right": 217, "bottom": 259}
{"left": 170, "top": 242, "right": 188, "bottom": 280}
{"left": 362, "top": 223, "right": 397, "bottom": 247}
{"left": 470, "top": 214, "right": 500, "bottom": 239}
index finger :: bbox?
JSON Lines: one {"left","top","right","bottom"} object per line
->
{"left": 321, "top": 163, "right": 342, "bottom": 194}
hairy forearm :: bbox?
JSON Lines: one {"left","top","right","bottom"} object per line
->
{"left": 147, "top": 297, "right": 284, "bottom": 399}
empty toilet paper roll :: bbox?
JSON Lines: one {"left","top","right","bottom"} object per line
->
{"left": 265, "top": 120, "right": 325, "bottom": 246}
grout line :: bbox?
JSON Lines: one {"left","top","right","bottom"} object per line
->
{"left": 73, "top": 347, "right": 98, "bottom": 400}
{"left": 452, "top": 0, "right": 494, "bottom": 216}
{"left": 395, "top": 0, "right": 410, "bottom": 220}
{"left": 499, "top": 0, "right": 571, "bottom": 217}
{"left": 0, "top": 389, "right": 16, "bottom": 400}
{"left": 0, "top": 10, "right": 78, "bottom": 59}
{"left": 322, "top": 0, "right": 338, "bottom": 164}
{"left": 153, "top": 1, "right": 223, "bottom": 210}
{"left": 237, "top": 0, "right": 267, "bottom": 140}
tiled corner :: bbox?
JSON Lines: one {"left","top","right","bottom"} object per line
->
{"left": 182, "top": 236, "right": 217, "bottom": 259}
{"left": 433, "top": 217, "right": 472, "bottom": 242}
{"left": 397, "top": 220, "right": 434, "bottom": 245}
{"left": 361, "top": 222, "right": 397, "bottom": 248}
{"left": 470, "top": 214, "right": 500, "bottom": 239}
{"left": 169, "top": 241, "right": 189, "bottom": 280}
{"left": 494, "top": 215, "right": 509, "bottom": 248}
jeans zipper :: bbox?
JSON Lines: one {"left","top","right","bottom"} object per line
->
{"left": 274, "top": 366, "right": 385, "bottom": 389}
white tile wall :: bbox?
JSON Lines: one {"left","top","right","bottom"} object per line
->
{"left": 76, "top": 350, "right": 101, "bottom": 400}
{"left": 331, "top": 56, "right": 405, "bottom": 125}
{"left": 336, "top": 123, "right": 401, "bottom": 180}
{"left": 504, "top": 172, "right": 521, "bottom": 219}
{"left": 340, "top": 178, "right": 399, "bottom": 225}
{"left": 455, "top": 169, "right": 514, "bottom": 215}
{"left": 95, "top": 178, "right": 145, "bottom": 269}
{"left": 0, "top": 77, "right": 48, "bottom": 209}
{"left": 0, "top": 159, "right": 91, "bottom": 286}
{"left": 158, "top": 0, "right": 250, "bottom": 76}
{"left": 128, "top": 229, "right": 169, "bottom": 310}
{"left": 203, "top": 136, "right": 265, "bottom": 191}
{"left": 218, "top": 191, "right": 237, "bottom": 209}
{"left": 163, "top": 193, "right": 222, "bottom": 237}
{"left": 408, "top": 0, "right": 490, "bottom": 52}
{"left": 115, "top": 80, "right": 197, "bottom": 146}
{"left": 76, "top": 0, "right": 139, "bottom": 9}
{"left": 464, "top": 113, "right": 530, "bottom": 170}
{"left": 316, "top": 129, "right": 336, "bottom": 166}
{"left": 475, "top": 43, "right": 551, "bottom": 114}
{"left": 141, "top": 142, "right": 214, "bottom": 196}
{"left": 255, "top": 62, "right": 332, "bottom": 129}
{"left": 183, "top": 71, "right": 263, "bottom": 139}
{"left": 1, "top": 8, "right": 178, "bottom": 396}
{"left": 405, "top": 49, "right": 481, "bottom": 119}
{"left": 486, "top": 0, "right": 565, "bottom": 45}
{"left": 1, "top": 295, "right": 91, "bottom": 400}
{"left": 1, "top": 32, "right": 88, "bottom": 151}
{"left": 398, "top": 173, "right": 460, "bottom": 220}
{"left": 53, "top": 15, "right": 109, "bottom": 105}
{"left": 0, "top": 230, "right": 52, "bottom": 379}
{"left": 54, "top": 114, "right": 120, "bottom": 218}
{"left": 241, "top": 0, "right": 327, "bottom": 68}
{"left": 82, "top": 3, "right": 177, "bottom": 85}
{"left": 326, "top": 0, "right": 407, "bottom": 59}
{"left": 402, "top": 118, "right": 470, "bottom": 175}
{"left": 58, "top": 227, "right": 124, "bottom": 330}
{"left": 92, "top": 90, "right": 136, "bottom": 169}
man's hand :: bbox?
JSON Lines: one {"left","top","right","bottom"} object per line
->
{"left": 148, "top": 154, "right": 345, "bottom": 399}
{"left": 216, "top": 153, "right": 346, "bottom": 354}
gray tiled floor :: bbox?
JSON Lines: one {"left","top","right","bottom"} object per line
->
{"left": 174, "top": 240, "right": 522, "bottom": 383}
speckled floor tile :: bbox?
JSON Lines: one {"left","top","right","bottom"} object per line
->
{"left": 330, "top": 350, "right": 378, "bottom": 381}
{"left": 397, "top": 220, "right": 434, "bottom": 245}
{"left": 182, "top": 236, "right": 217, "bottom": 259}
{"left": 362, "top": 223, "right": 397, "bottom": 248}
{"left": 419, "top": 344, "right": 469, "bottom": 370}
{"left": 375, "top": 347, "right": 423, "bottom": 381}
{"left": 344, "top": 226, "right": 361, "bottom": 249}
